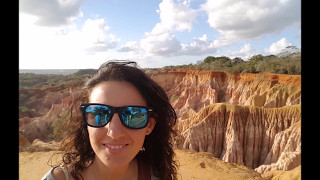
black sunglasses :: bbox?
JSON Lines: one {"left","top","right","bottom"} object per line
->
{"left": 80, "top": 103, "right": 153, "bottom": 129}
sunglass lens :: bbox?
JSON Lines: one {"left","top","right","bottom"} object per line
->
{"left": 121, "top": 107, "right": 148, "bottom": 129}
{"left": 85, "top": 105, "right": 111, "bottom": 127}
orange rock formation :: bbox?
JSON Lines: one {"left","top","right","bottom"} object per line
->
{"left": 149, "top": 69, "right": 300, "bottom": 114}
{"left": 19, "top": 88, "right": 79, "bottom": 143}
{"left": 149, "top": 69, "right": 301, "bottom": 174}
{"left": 173, "top": 103, "right": 300, "bottom": 174}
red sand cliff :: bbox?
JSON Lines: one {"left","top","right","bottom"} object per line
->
{"left": 148, "top": 69, "right": 301, "bottom": 174}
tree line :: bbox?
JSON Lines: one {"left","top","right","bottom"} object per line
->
{"left": 164, "top": 51, "right": 301, "bottom": 75}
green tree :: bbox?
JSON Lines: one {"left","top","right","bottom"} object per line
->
{"left": 249, "top": 54, "right": 264, "bottom": 62}
{"left": 232, "top": 57, "right": 244, "bottom": 64}
{"left": 203, "top": 56, "right": 217, "bottom": 64}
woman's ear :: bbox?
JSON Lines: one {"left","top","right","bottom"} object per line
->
{"left": 145, "top": 117, "right": 156, "bottom": 135}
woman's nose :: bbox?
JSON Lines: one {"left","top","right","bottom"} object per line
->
{"left": 106, "top": 113, "right": 125, "bottom": 139}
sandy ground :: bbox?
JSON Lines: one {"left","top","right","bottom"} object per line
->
{"left": 174, "top": 149, "right": 264, "bottom": 180}
{"left": 19, "top": 141, "right": 300, "bottom": 180}
{"left": 19, "top": 149, "right": 264, "bottom": 180}
{"left": 19, "top": 151, "right": 61, "bottom": 180}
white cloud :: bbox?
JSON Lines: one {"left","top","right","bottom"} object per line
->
{"left": 221, "top": 38, "right": 297, "bottom": 61}
{"left": 157, "top": 0, "right": 197, "bottom": 32}
{"left": 223, "top": 44, "right": 258, "bottom": 60}
{"left": 118, "top": 41, "right": 140, "bottom": 52}
{"left": 132, "top": 0, "right": 301, "bottom": 60}
{"left": 117, "top": 41, "right": 148, "bottom": 62}
{"left": 20, "top": 0, "right": 301, "bottom": 69}
{"left": 202, "top": 0, "right": 301, "bottom": 46}
{"left": 19, "top": 13, "right": 119, "bottom": 68}
{"left": 180, "top": 34, "right": 217, "bottom": 55}
{"left": 19, "top": 0, "right": 83, "bottom": 26}
{"left": 141, "top": 32, "right": 182, "bottom": 56}
{"left": 265, "top": 38, "right": 292, "bottom": 55}
{"left": 141, "top": 0, "right": 196, "bottom": 56}
{"left": 80, "top": 19, "right": 119, "bottom": 53}
{"left": 121, "top": 0, "right": 197, "bottom": 57}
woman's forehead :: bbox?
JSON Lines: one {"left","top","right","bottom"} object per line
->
{"left": 89, "top": 81, "right": 146, "bottom": 107}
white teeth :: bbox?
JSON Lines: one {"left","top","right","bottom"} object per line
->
{"left": 107, "top": 145, "right": 124, "bottom": 150}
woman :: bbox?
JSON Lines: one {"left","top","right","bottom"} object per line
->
{"left": 41, "top": 61, "right": 178, "bottom": 180}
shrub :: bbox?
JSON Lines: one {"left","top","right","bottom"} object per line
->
{"left": 48, "top": 110, "right": 69, "bottom": 141}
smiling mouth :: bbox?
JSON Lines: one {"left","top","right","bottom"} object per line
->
{"left": 104, "top": 144, "right": 128, "bottom": 150}
{"left": 107, "top": 145, "right": 124, "bottom": 150}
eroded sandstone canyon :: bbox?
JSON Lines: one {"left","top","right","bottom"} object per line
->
{"left": 19, "top": 69, "right": 301, "bottom": 175}
{"left": 149, "top": 69, "right": 301, "bottom": 174}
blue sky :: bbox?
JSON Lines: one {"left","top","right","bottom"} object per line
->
{"left": 19, "top": 0, "right": 301, "bottom": 69}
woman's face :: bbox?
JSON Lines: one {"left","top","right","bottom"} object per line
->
{"left": 88, "top": 81, "right": 156, "bottom": 168}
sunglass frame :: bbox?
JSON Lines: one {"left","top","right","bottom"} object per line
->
{"left": 80, "top": 103, "right": 153, "bottom": 129}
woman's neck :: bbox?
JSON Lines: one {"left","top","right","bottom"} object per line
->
{"left": 86, "top": 157, "right": 138, "bottom": 180}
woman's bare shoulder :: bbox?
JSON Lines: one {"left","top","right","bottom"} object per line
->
{"left": 51, "top": 165, "right": 70, "bottom": 180}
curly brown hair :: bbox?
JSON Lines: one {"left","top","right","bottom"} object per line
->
{"left": 58, "top": 61, "right": 178, "bottom": 180}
